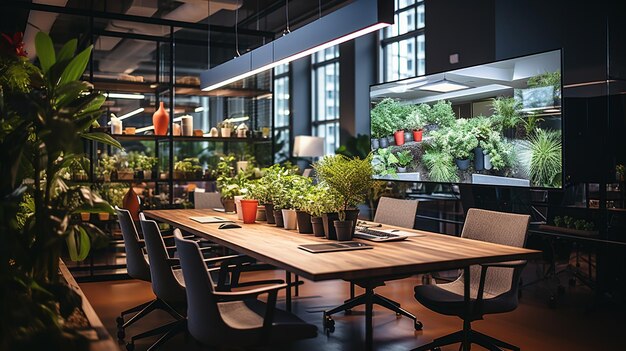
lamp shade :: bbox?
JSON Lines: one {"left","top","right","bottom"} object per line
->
{"left": 293, "top": 136, "right": 325, "bottom": 158}
{"left": 201, "top": 0, "right": 393, "bottom": 91}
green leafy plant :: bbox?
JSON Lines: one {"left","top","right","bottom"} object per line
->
{"left": 370, "top": 98, "right": 409, "bottom": 137}
{"left": 522, "top": 113, "right": 544, "bottom": 135}
{"left": 216, "top": 155, "right": 250, "bottom": 199}
{"left": 491, "top": 96, "right": 522, "bottom": 129}
{"left": 372, "top": 148, "right": 398, "bottom": 177}
{"left": 423, "top": 100, "right": 456, "bottom": 128}
{"left": 1, "top": 32, "right": 121, "bottom": 349}
{"left": 422, "top": 148, "right": 459, "bottom": 183}
{"left": 395, "top": 150, "right": 414, "bottom": 168}
{"left": 405, "top": 107, "right": 425, "bottom": 131}
{"left": 250, "top": 163, "right": 298, "bottom": 206}
{"left": 480, "top": 130, "right": 514, "bottom": 170}
{"left": 314, "top": 154, "right": 373, "bottom": 220}
{"left": 519, "top": 129, "right": 562, "bottom": 187}
{"left": 527, "top": 71, "right": 561, "bottom": 90}
{"left": 301, "top": 184, "right": 342, "bottom": 217}
{"left": 336, "top": 134, "right": 371, "bottom": 159}
{"left": 432, "top": 121, "right": 478, "bottom": 160}
{"left": 553, "top": 216, "right": 595, "bottom": 231}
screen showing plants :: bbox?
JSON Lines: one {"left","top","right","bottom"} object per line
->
{"left": 369, "top": 50, "right": 562, "bottom": 188}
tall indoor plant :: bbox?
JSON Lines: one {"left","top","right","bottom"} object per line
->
{"left": 1, "top": 32, "right": 121, "bottom": 349}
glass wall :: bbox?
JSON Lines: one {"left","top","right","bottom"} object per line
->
{"left": 273, "top": 64, "right": 291, "bottom": 162}
{"left": 312, "top": 46, "right": 340, "bottom": 155}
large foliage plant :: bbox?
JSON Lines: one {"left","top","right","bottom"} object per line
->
{"left": 1, "top": 32, "right": 121, "bottom": 350}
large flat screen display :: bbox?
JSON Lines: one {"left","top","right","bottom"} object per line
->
{"left": 369, "top": 50, "right": 562, "bottom": 188}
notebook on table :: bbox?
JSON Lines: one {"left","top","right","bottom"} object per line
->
{"left": 298, "top": 242, "right": 373, "bottom": 253}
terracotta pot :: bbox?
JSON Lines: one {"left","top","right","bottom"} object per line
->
{"left": 282, "top": 209, "right": 298, "bottom": 230}
{"left": 122, "top": 186, "right": 140, "bottom": 221}
{"left": 80, "top": 213, "right": 91, "bottom": 221}
{"left": 221, "top": 198, "right": 236, "bottom": 213}
{"left": 240, "top": 199, "right": 258, "bottom": 224}
{"left": 221, "top": 127, "right": 231, "bottom": 137}
{"left": 334, "top": 220, "right": 353, "bottom": 241}
{"left": 296, "top": 211, "right": 313, "bottom": 234}
{"left": 273, "top": 209, "right": 284, "bottom": 227}
{"left": 322, "top": 212, "right": 339, "bottom": 240}
{"left": 98, "top": 213, "right": 110, "bottom": 221}
{"left": 153, "top": 101, "right": 170, "bottom": 136}
{"left": 264, "top": 203, "right": 276, "bottom": 224}
{"left": 413, "top": 129, "right": 423, "bottom": 142}
{"left": 311, "top": 216, "right": 325, "bottom": 237}
{"left": 394, "top": 130, "right": 405, "bottom": 146}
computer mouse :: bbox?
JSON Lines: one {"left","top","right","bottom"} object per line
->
{"left": 219, "top": 223, "right": 241, "bottom": 229}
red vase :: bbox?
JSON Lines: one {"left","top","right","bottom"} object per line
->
{"left": 240, "top": 199, "right": 259, "bottom": 224}
{"left": 122, "top": 185, "right": 140, "bottom": 221}
{"left": 394, "top": 130, "right": 405, "bottom": 146}
{"left": 412, "top": 129, "right": 423, "bottom": 142}
{"left": 153, "top": 101, "right": 169, "bottom": 136}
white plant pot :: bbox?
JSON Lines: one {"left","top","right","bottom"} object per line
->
{"left": 484, "top": 152, "right": 493, "bottom": 170}
{"left": 282, "top": 209, "right": 298, "bottom": 230}
{"left": 397, "top": 166, "right": 407, "bottom": 173}
{"left": 221, "top": 127, "right": 231, "bottom": 137}
{"left": 234, "top": 195, "right": 245, "bottom": 220}
{"left": 236, "top": 161, "right": 249, "bottom": 174}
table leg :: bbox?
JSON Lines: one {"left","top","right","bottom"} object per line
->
{"left": 295, "top": 274, "right": 300, "bottom": 296}
{"left": 463, "top": 266, "right": 470, "bottom": 351}
{"left": 365, "top": 286, "right": 374, "bottom": 351}
{"left": 285, "top": 271, "right": 292, "bottom": 312}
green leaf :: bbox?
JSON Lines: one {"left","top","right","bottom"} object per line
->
{"left": 55, "top": 81, "right": 92, "bottom": 108}
{"left": 59, "top": 45, "right": 93, "bottom": 85}
{"left": 57, "top": 38, "right": 77, "bottom": 63}
{"left": 35, "top": 32, "right": 55, "bottom": 73}
{"left": 77, "top": 226, "right": 91, "bottom": 261}
{"left": 80, "top": 132, "right": 123, "bottom": 150}
{"left": 66, "top": 227, "right": 79, "bottom": 261}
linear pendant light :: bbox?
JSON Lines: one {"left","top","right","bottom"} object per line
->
{"left": 201, "top": 0, "right": 393, "bottom": 91}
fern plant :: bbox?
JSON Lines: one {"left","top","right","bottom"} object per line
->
{"left": 422, "top": 147, "right": 459, "bottom": 183}
{"left": 491, "top": 96, "right": 522, "bottom": 129}
{"left": 519, "top": 129, "right": 562, "bottom": 187}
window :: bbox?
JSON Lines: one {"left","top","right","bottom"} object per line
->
{"left": 273, "top": 64, "right": 290, "bottom": 163}
{"left": 381, "top": 0, "right": 425, "bottom": 82}
{"left": 312, "top": 46, "right": 340, "bottom": 155}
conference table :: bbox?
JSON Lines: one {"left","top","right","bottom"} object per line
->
{"left": 144, "top": 209, "right": 541, "bottom": 350}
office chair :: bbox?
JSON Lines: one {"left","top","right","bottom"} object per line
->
{"left": 324, "top": 197, "right": 422, "bottom": 332}
{"left": 130, "top": 214, "right": 283, "bottom": 351}
{"left": 193, "top": 191, "right": 224, "bottom": 209}
{"left": 173, "top": 230, "right": 317, "bottom": 348}
{"left": 412, "top": 208, "right": 530, "bottom": 351}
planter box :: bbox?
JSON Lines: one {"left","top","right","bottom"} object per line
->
{"left": 538, "top": 225, "right": 599, "bottom": 238}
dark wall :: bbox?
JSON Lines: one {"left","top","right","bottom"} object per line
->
{"left": 424, "top": 0, "right": 495, "bottom": 74}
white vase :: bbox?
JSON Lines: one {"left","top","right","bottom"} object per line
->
{"left": 221, "top": 127, "right": 231, "bottom": 137}
{"left": 282, "top": 209, "right": 298, "bottom": 230}
{"left": 234, "top": 195, "right": 245, "bottom": 220}
{"left": 484, "top": 152, "right": 493, "bottom": 170}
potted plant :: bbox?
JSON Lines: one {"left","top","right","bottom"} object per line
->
{"left": 519, "top": 129, "right": 562, "bottom": 188}
{"left": 422, "top": 100, "right": 456, "bottom": 132}
{"left": 372, "top": 147, "right": 399, "bottom": 178}
{"left": 434, "top": 121, "right": 478, "bottom": 171}
{"left": 303, "top": 184, "right": 341, "bottom": 237}
{"left": 406, "top": 107, "right": 425, "bottom": 142}
{"left": 491, "top": 96, "right": 522, "bottom": 139}
{"left": 371, "top": 98, "right": 402, "bottom": 148}
{"left": 291, "top": 176, "right": 314, "bottom": 234}
{"left": 253, "top": 164, "right": 296, "bottom": 224}
{"left": 422, "top": 147, "right": 460, "bottom": 183}
{"left": 314, "top": 154, "right": 373, "bottom": 240}
{"left": 218, "top": 120, "right": 234, "bottom": 137}
{"left": 395, "top": 150, "right": 413, "bottom": 173}
{"left": 216, "top": 155, "right": 248, "bottom": 212}
{"left": 99, "top": 154, "right": 116, "bottom": 182}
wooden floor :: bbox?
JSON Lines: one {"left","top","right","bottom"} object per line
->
{"left": 80, "top": 267, "right": 624, "bottom": 351}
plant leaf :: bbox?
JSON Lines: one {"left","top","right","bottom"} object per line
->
{"left": 66, "top": 227, "right": 79, "bottom": 261}
{"left": 76, "top": 226, "right": 91, "bottom": 261}
{"left": 59, "top": 45, "right": 93, "bottom": 85}
{"left": 56, "top": 38, "right": 77, "bottom": 63}
{"left": 35, "top": 32, "right": 55, "bottom": 73}
{"left": 80, "top": 132, "right": 123, "bottom": 150}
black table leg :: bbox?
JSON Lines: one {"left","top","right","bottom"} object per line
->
{"left": 295, "top": 274, "right": 300, "bottom": 296}
{"left": 463, "top": 266, "right": 470, "bottom": 351}
{"left": 365, "top": 286, "right": 374, "bottom": 351}
{"left": 286, "top": 271, "right": 292, "bottom": 312}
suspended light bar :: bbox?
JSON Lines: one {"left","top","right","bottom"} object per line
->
{"left": 107, "top": 107, "right": 145, "bottom": 125}
{"left": 104, "top": 93, "right": 146, "bottom": 100}
{"left": 201, "top": 0, "right": 393, "bottom": 91}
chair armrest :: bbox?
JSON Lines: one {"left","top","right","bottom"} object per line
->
{"left": 213, "top": 283, "right": 288, "bottom": 301}
{"left": 236, "top": 279, "right": 285, "bottom": 288}
{"left": 475, "top": 260, "right": 528, "bottom": 307}
{"left": 203, "top": 254, "right": 243, "bottom": 266}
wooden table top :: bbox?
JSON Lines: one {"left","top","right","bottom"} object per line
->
{"left": 144, "top": 209, "right": 541, "bottom": 282}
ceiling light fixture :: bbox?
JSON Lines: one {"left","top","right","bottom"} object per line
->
{"left": 201, "top": 0, "right": 393, "bottom": 91}
{"left": 105, "top": 93, "right": 146, "bottom": 100}
{"left": 419, "top": 77, "right": 471, "bottom": 93}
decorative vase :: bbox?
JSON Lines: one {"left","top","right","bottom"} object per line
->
{"left": 456, "top": 158, "right": 470, "bottom": 170}
{"left": 122, "top": 185, "right": 140, "bottom": 221}
{"left": 322, "top": 212, "right": 339, "bottom": 240}
{"left": 484, "top": 151, "right": 493, "bottom": 170}
{"left": 282, "top": 209, "right": 298, "bottom": 230}
{"left": 256, "top": 205, "right": 266, "bottom": 221}
{"left": 221, "top": 198, "right": 236, "bottom": 213}
{"left": 334, "top": 220, "right": 353, "bottom": 241}
{"left": 240, "top": 199, "right": 258, "bottom": 224}
{"left": 273, "top": 209, "right": 284, "bottom": 227}
{"left": 379, "top": 137, "right": 389, "bottom": 148}
{"left": 371, "top": 138, "right": 380, "bottom": 150}
{"left": 264, "top": 203, "right": 276, "bottom": 224}
{"left": 413, "top": 129, "right": 423, "bottom": 142}
{"left": 474, "top": 147, "right": 484, "bottom": 171}
{"left": 311, "top": 216, "right": 325, "bottom": 237}
{"left": 296, "top": 211, "right": 313, "bottom": 234}
{"left": 153, "top": 101, "right": 169, "bottom": 136}
{"left": 234, "top": 195, "right": 245, "bottom": 220}
{"left": 393, "top": 130, "right": 405, "bottom": 146}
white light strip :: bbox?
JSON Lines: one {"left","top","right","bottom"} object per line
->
{"left": 105, "top": 93, "right": 145, "bottom": 100}
{"left": 136, "top": 125, "right": 155, "bottom": 133}
{"left": 118, "top": 107, "right": 145, "bottom": 120}
{"left": 202, "top": 22, "right": 388, "bottom": 91}
{"left": 194, "top": 106, "right": 205, "bottom": 112}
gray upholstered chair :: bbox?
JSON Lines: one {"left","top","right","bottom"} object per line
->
{"left": 324, "top": 197, "right": 422, "bottom": 331}
{"left": 413, "top": 208, "right": 530, "bottom": 351}
{"left": 173, "top": 230, "right": 317, "bottom": 348}
{"left": 194, "top": 191, "right": 224, "bottom": 209}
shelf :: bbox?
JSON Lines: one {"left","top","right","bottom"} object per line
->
{"left": 110, "top": 134, "right": 272, "bottom": 143}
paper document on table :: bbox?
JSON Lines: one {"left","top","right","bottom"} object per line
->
{"left": 189, "top": 216, "right": 233, "bottom": 223}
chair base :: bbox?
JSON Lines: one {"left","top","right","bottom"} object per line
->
{"left": 126, "top": 300, "right": 186, "bottom": 351}
{"left": 413, "top": 327, "right": 520, "bottom": 351}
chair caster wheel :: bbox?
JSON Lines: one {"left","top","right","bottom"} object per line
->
{"left": 569, "top": 278, "right": 576, "bottom": 287}
{"left": 396, "top": 312, "right": 402, "bottom": 318}
{"left": 117, "top": 329, "right": 125, "bottom": 340}
{"left": 323, "top": 313, "right": 335, "bottom": 333}
{"left": 414, "top": 320, "right": 423, "bottom": 330}
{"left": 116, "top": 316, "right": 124, "bottom": 327}
{"left": 125, "top": 342, "right": 135, "bottom": 351}
{"left": 344, "top": 309, "right": 352, "bottom": 315}
{"left": 548, "top": 295, "right": 557, "bottom": 309}
{"left": 432, "top": 347, "right": 441, "bottom": 351}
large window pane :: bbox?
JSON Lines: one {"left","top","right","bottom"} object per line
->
{"left": 381, "top": 1, "right": 425, "bottom": 82}
{"left": 312, "top": 45, "right": 340, "bottom": 155}
{"left": 273, "top": 66, "right": 290, "bottom": 163}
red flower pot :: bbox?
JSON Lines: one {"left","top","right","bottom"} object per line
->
{"left": 394, "top": 130, "right": 405, "bottom": 146}
{"left": 240, "top": 199, "right": 258, "bottom": 224}
{"left": 412, "top": 129, "right": 423, "bottom": 142}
